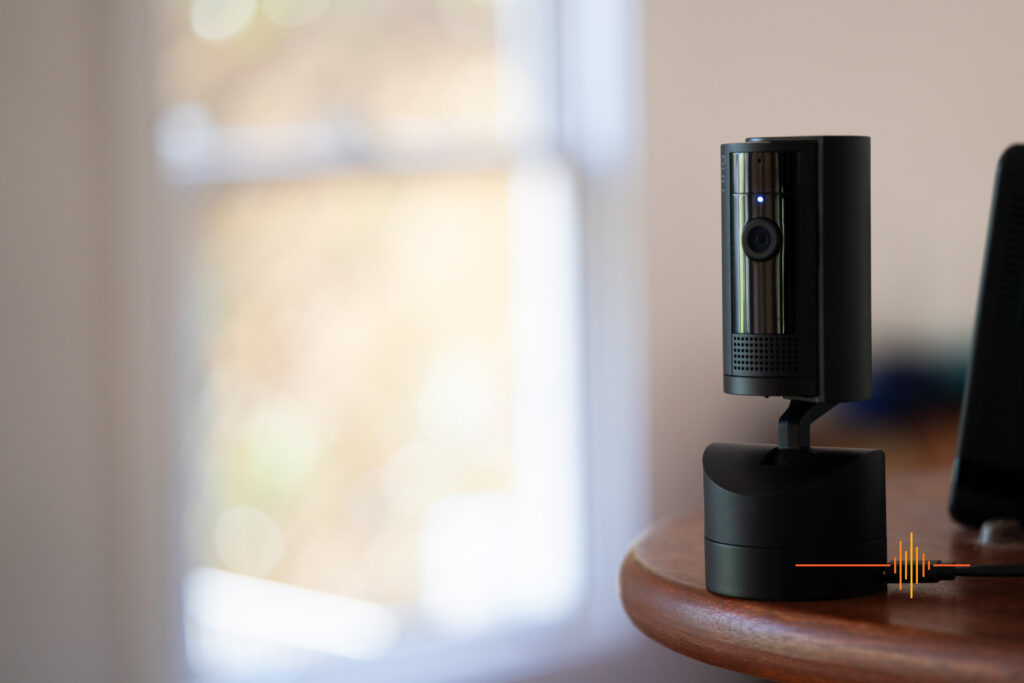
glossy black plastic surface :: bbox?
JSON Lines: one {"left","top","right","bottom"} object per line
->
{"left": 721, "top": 136, "right": 871, "bottom": 403}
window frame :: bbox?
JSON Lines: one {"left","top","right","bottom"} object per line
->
{"left": 107, "top": 0, "right": 649, "bottom": 680}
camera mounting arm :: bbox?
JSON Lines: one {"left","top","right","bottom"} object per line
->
{"left": 778, "top": 400, "right": 835, "bottom": 450}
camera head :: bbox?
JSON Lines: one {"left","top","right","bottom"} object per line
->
{"left": 720, "top": 136, "right": 872, "bottom": 404}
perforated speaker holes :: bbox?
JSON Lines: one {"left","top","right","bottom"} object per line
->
{"left": 731, "top": 334, "right": 800, "bottom": 375}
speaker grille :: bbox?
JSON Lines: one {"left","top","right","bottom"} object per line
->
{"left": 731, "top": 334, "right": 800, "bottom": 376}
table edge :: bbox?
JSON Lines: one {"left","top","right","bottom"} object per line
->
{"left": 619, "top": 532, "right": 1024, "bottom": 682}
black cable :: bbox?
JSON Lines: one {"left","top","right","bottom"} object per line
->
{"left": 882, "top": 561, "right": 1024, "bottom": 584}
{"left": 954, "top": 564, "right": 1024, "bottom": 577}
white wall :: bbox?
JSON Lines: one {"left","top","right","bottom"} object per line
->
{"left": 0, "top": 3, "right": 181, "bottom": 683}
{"left": 0, "top": 3, "right": 112, "bottom": 682}
{"left": 644, "top": 0, "right": 1024, "bottom": 517}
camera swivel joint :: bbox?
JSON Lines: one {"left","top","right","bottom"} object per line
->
{"left": 778, "top": 400, "right": 835, "bottom": 451}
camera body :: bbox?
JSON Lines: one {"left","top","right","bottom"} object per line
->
{"left": 721, "top": 136, "right": 871, "bottom": 402}
{"left": 706, "top": 136, "right": 885, "bottom": 601}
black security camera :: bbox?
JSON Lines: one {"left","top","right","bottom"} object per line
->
{"left": 720, "top": 136, "right": 871, "bottom": 402}
{"left": 704, "top": 136, "right": 887, "bottom": 601}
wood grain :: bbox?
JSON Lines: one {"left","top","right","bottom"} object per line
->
{"left": 619, "top": 468, "right": 1024, "bottom": 682}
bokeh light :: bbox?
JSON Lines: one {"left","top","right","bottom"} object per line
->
{"left": 189, "top": 0, "right": 257, "bottom": 41}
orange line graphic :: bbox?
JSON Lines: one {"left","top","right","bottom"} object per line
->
{"left": 897, "top": 540, "right": 905, "bottom": 589}
{"left": 794, "top": 533, "right": 971, "bottom": 599}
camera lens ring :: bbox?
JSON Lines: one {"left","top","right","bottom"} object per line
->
{"left": 741, "top": 217, "right": 783, "bottom": 261}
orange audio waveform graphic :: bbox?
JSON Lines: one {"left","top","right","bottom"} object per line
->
{"left": 794, "top": 532, "right": 971, "bottom": 598}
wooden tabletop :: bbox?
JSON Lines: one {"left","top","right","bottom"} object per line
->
{"left": 619, "top": 468, "right": 1024, "bottom": 682}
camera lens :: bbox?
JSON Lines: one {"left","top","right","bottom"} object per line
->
{"left": 750, "top": 227, "right": 771, "bottom": 248}
{"left": 741, "top": 218, "right": 782, "bottom": 261}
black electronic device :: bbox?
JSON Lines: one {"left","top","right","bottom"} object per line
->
{"left": 951, "top": 145, "right": 1024, "bottom": 527}
{"left": 721, "top": 136, "right": 871, "bottom": 402}
{"left": 704, "top": 136, "right": 886, "bottom": 601}
{"left": 703, "top": 443, "right": 886, "bottom": 600}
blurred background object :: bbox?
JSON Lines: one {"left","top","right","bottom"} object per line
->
{"left": 163, "top": 0, "right": 605, "bottom": 678}
{"left": 3, "top": 1, "right": 1024, "bottom": 682}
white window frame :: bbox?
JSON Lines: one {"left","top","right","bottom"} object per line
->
{"left": 104, "top": 0, "right": 648, "bottom": 681}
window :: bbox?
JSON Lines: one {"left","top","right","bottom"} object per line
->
{"left": 155, "top": 1, "right": 644, "bottom": 680}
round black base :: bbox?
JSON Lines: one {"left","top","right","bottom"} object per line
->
{"left": 703, "top": 442, "right": 887, "bottom": 601}
{"left": 704, "top": 537, "right": 886, "bottom": 600}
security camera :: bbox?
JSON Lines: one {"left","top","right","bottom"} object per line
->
{"left": 720, "top": 136, "right": 871, "bottom": 403}
{"left": 704, "top": 136, "right": 886, "bottom": 601}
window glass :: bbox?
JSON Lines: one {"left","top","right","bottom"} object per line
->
{"left": 191, "top": 172, "right": 512, "bottom": 606}
{"left": 158, "top": 1, "right": 581, "bottom": 677}
{"left": 159, "top": 0, "right": 509, "bottom": 145}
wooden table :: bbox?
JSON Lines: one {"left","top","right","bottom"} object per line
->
{"left": 619, "top": 468, "right": 1024, "bottom": 682}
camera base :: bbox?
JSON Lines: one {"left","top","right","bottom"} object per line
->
{"left": 703, "top": 442, "right": 886, "bottom": 600}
